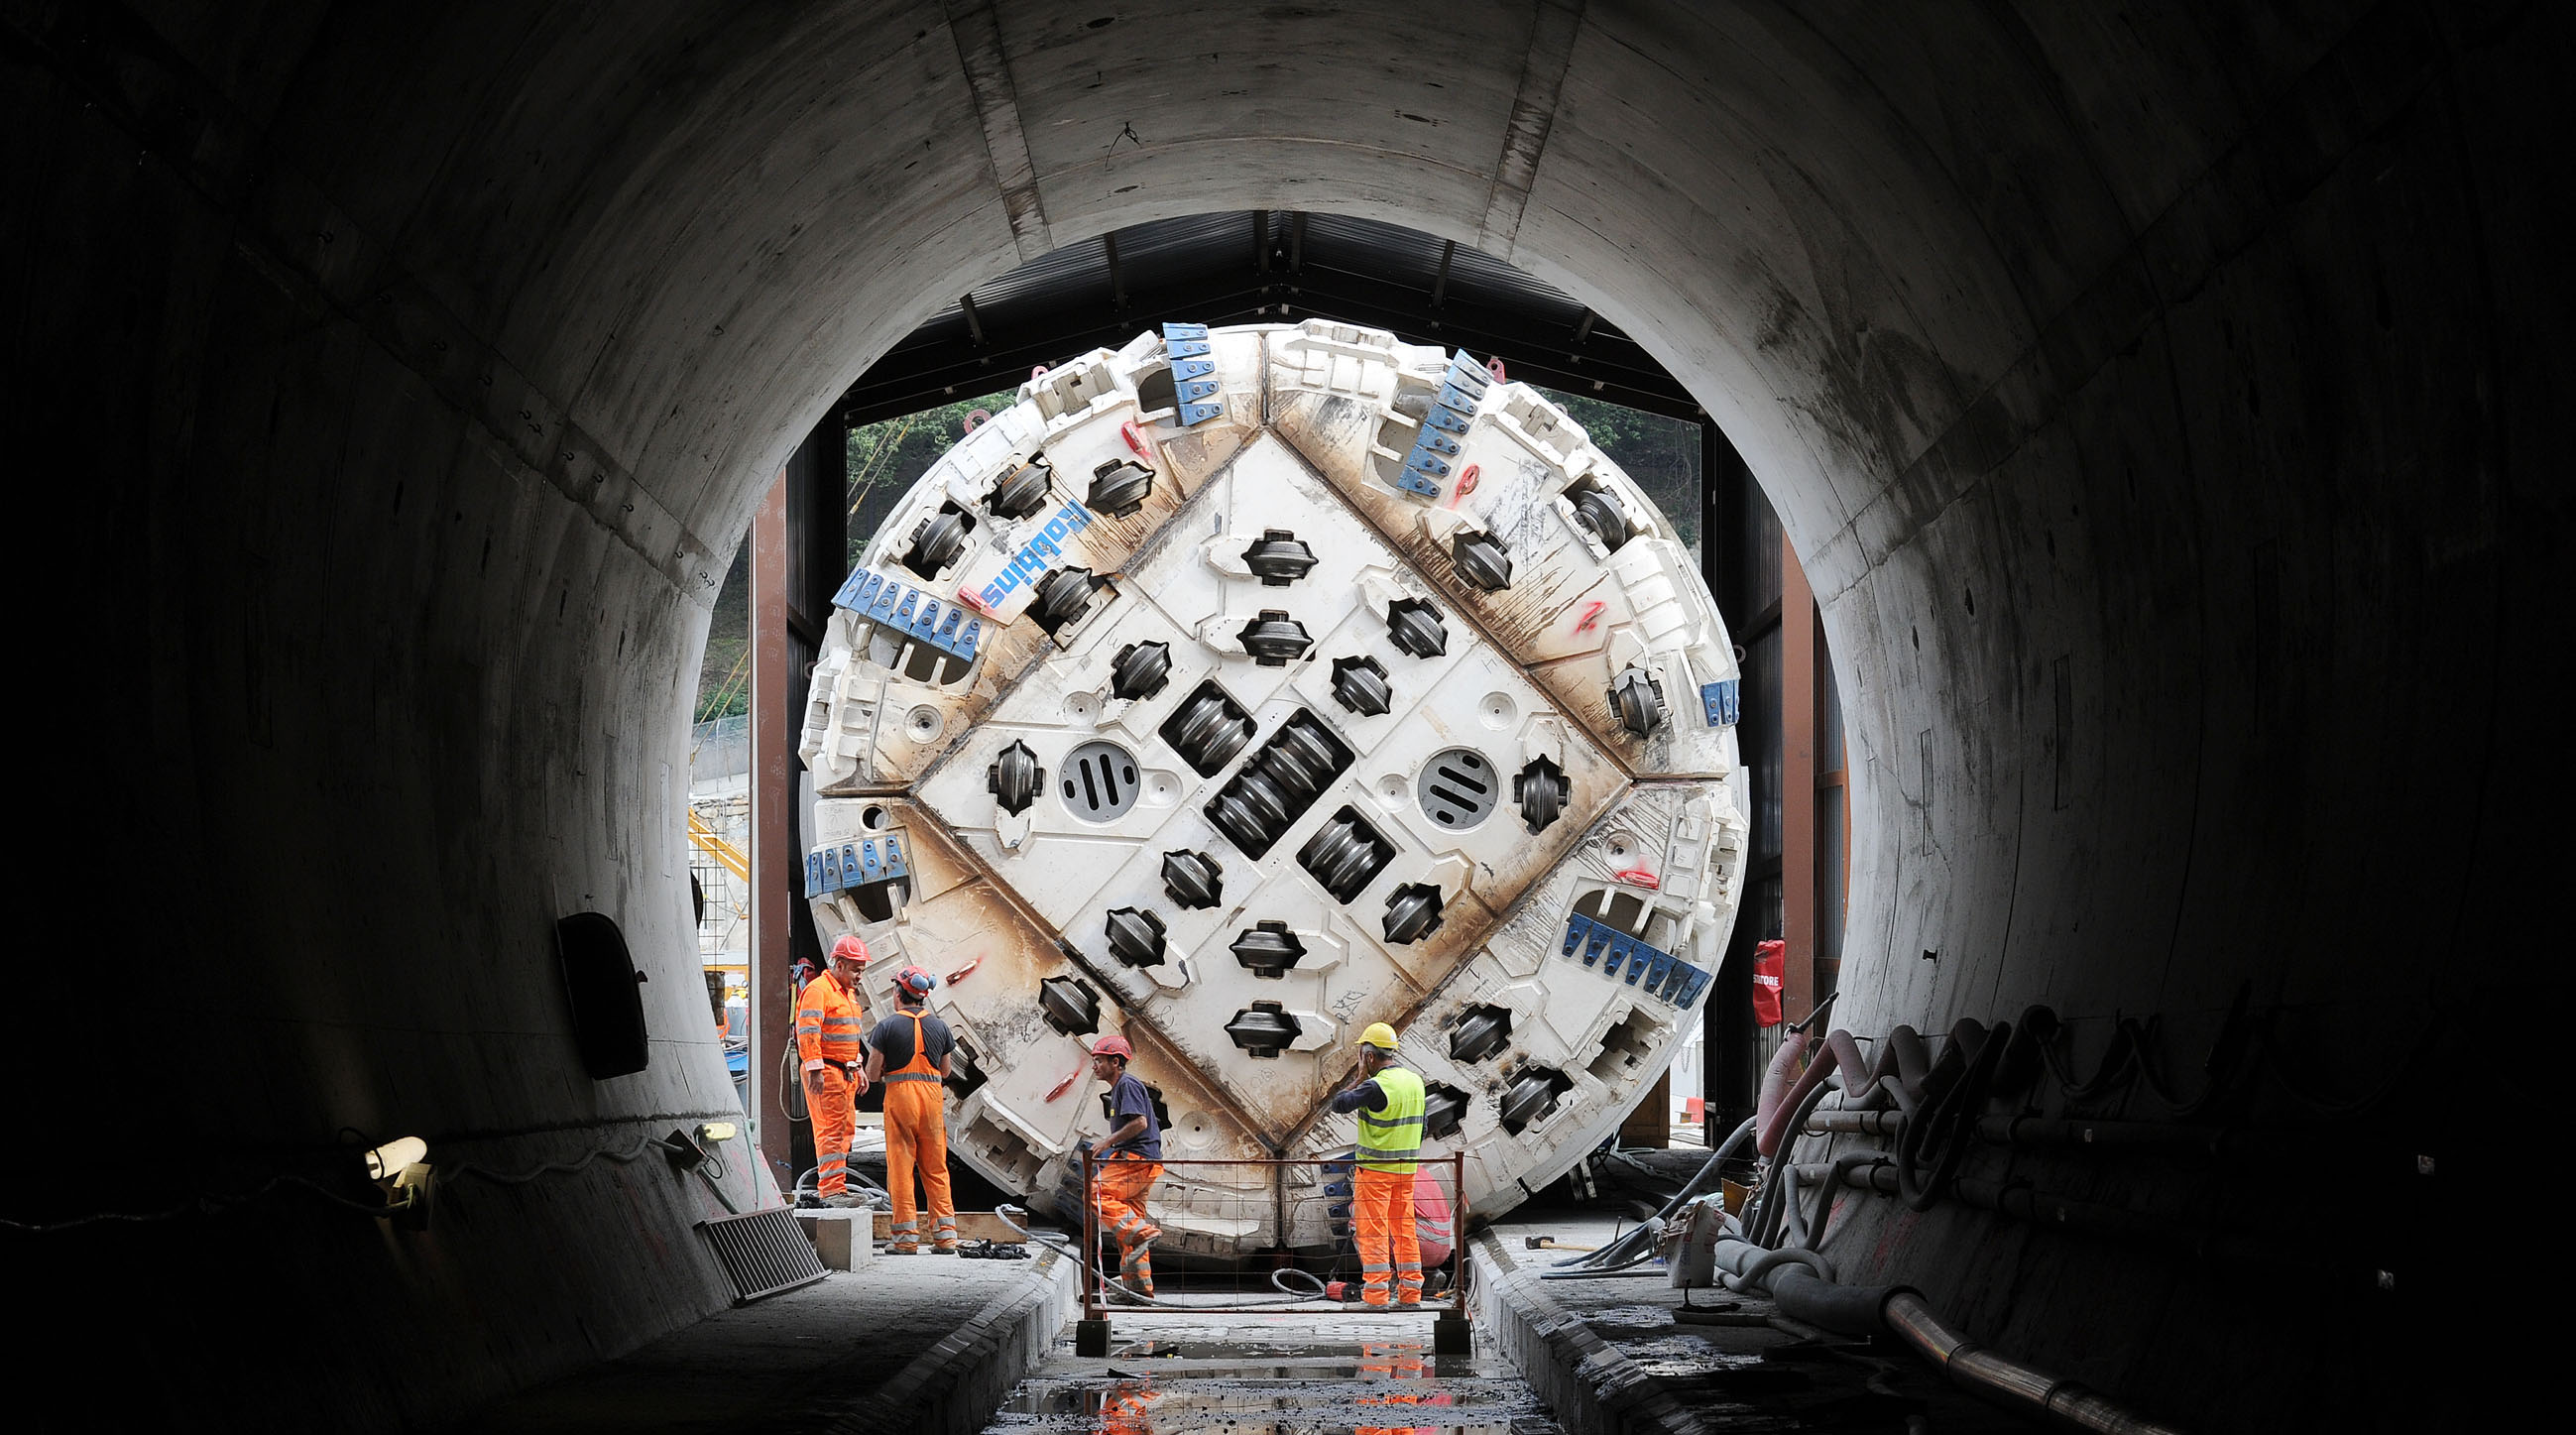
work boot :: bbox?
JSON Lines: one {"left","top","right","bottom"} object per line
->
{"left": 886, "top": 1238, "right": 920, "bottom": 1256}
{"left": 931, "top": 1239, "right": 962, "bottom": 1256}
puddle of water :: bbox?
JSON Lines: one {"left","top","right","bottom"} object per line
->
{"left": 990, "top": 1335, "right": 1551, "bottom": 1435}
{"left": 1002, "top": 1376, "right": 1515, "bottom": 1415}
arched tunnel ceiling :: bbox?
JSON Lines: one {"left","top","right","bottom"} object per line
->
{"left": 837, "top": 209, "right": 1701, "bottom": 423}
{"left": 7, "top": 1, "right": 2554, "bottom": 1427}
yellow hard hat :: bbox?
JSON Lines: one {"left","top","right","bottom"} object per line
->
{"left": 1356, "top": 1021, "right": 1399, "bottom": 1051}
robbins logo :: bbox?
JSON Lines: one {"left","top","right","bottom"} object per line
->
{"left": 975, "top": 500, "right": 1096, "bottom": 609}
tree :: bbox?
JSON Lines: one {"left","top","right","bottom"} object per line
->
{"left": 1535, "top": 387, "right": 1702, "bottom": 549}
{"left": 845, "top": 390, "right": 1018, "bottom": 564}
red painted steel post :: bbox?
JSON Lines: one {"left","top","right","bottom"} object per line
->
{"left": 749, "top": 472, "right": 797, "bottom": 1192}
{"left": 1453, "top": 1153, "right": 1469, "bottom": 1318}
{"left": 1081, "top": 1146, "right": 1101, "bottom": 1319}
{"left": 1781, "top": 535, "right": 1817, "bottom": 1025}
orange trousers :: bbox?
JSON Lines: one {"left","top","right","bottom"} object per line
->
{"left": 1356, "top": 1341, "right": 1449, "bottom": 1434}
{"left": 812, "top": 1068, "right": 859, "bottom": 1197}
{"left": 882, "top": 1078, "right": 956, "bottom": 1245}
{"left": 1353, "top": 1168, "right": 1424, "bottom": 1306}
{"left": 1094, "top": 1154, "right": 1163, "bottom": 1294}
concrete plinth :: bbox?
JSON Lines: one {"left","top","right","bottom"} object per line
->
{"left": 793, "top": 1209, "right": 877, "bottom": 1269}
{"left": 450, "top": 1238, "right": 1075, "bottom": 1433}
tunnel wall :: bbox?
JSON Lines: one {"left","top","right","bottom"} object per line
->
{"left": 5, "top": 1, "right": 2553, "bottom": 1427}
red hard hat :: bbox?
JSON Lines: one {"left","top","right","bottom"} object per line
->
{"left": 830, "top": 934, "right": 871, "bottom": 965}
{"left": 1091, "top": 1034, "right": 1133, "bottom": 1059}
{"left": 894, "top": 964, "right": 936, "bottom": 996}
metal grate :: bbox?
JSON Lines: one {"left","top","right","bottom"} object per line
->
{"left": 1060, "top": 740, "right": 1141, "bottom": 820}
{"left": 697, "top": 1208, "right": 828, "bottom": 1304}
{"left": 1416, "top": 748, "right": 1499, "bottom": 828}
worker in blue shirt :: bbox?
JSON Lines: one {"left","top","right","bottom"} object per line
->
{"left": 1087, "top": 1034, "right": 1163, "bottom": 1299}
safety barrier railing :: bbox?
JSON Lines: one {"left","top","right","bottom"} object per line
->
{"left": 1074, "top": 1151, "right": 1470, "bottom": 1338}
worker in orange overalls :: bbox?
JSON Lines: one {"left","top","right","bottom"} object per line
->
{"left": 863, "top": 964, "right": 959, "bottom": 1254}
{"left": 1087, "top": 1034, "right": 1163, "bottom": 1299}
{"left": 796, "top": 934, "right": 873, "bottom": 1206}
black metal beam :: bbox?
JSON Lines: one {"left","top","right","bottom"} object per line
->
{"left": 836, "top": 222, "right": 1703, "bottom": 427}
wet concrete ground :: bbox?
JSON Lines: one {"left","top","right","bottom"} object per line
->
{"left": 986, "top": 1303, "right": 1559, "bottom": 1435}
{"left": 439, "top": 1208, "right": 2045, "bottom": 1434}
{"left": 1485, "top": 1213, "right": 2040, "bottom": 1433}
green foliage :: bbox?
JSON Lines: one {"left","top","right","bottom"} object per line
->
{"left": 694, "top": 634, "right": 750, "bottom": 721}
{"left": 846, "top": 390, "right": 1018, "bottom": 562}
{"left": 1535, "top": 386, "right": 1702, "bottom": 549}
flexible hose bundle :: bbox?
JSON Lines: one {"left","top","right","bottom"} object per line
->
{"left": 1538, "top": 1117, "right": 1757, "bottom": 1279}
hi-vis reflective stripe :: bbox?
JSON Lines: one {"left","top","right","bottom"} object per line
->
{"left": 890, "top": 1219, "right": 918, "bottom": 1232}
{"left": 882, "top": 1071, "right": 941, "bottom": 1082}
{"left": 1358, "top": 1142, "right": 1422, "bottom": 1160}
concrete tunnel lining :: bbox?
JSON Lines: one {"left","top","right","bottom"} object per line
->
{"left": 7, "top": 0, "right": 2552, "bottom": 1426}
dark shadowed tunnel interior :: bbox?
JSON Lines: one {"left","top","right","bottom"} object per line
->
{"left": 5, "top": 1, "right": 2557, "bottom": 1428}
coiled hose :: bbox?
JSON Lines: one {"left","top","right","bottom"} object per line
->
{"left": 990, "top": 1203, "right": 1338, "bottom": 1311}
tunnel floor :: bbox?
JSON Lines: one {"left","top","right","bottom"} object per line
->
{"left": 989, "top": 1309, "right": 1550, "bottom": 1435}
{"left": 994, "top": 1210, "right": 2049, "bottom": 1435}
{"left": 442, "top": 1212, "right": 2050, "bottom": 1433}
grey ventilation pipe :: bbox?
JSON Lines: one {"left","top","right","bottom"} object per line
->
{"left": 1883, "top": 1291, "right": 2188, "bottom": 1435}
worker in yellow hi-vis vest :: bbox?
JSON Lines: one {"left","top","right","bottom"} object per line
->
{"left": 1329, "top": 1022, "right": 1428, "bottom": 1306}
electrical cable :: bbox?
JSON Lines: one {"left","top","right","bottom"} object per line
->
{"left": 6, "top": 1130, "right": 696, "bottom": 1230}
{"left": 1551, "top": 1116, "right": 1756, "bottom": 1272}
{"left": 447, "top": 1137, "right": 659, "bottom": 1187}
{"left": 1270, "top": 1266, "right": 1331, "bottom": 1297}
{"left": 991, "top": 1204, "right": 1339, "bottom": 1311}
{"left": 778, "top": 1040, "right": 811, "bottom": 1123}
{"left": 1748, "top": 1075, "right": 1843, "bottom": 1248}
{"left": 1537, "top": 1245, "right": 1665, "bottom": 1278}
{"left": 0, "top": 1174, "right": 396, "bottom": 1232}
{"left": 1799, "top": 1150, "right": 1892, "bottom": 1252}
{"left": 1897, "top": 1019, "right": 2008, "bottom": 1214}
{"left": 2130, "top": 984, "right": 2255, "bottom": 1118}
